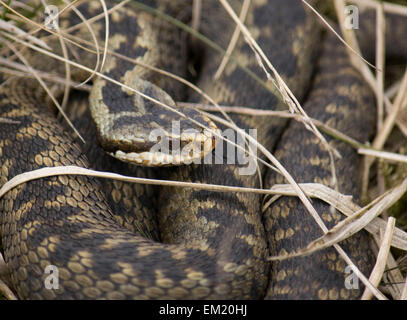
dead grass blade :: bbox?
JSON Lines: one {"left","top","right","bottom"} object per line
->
{"left": 359, "top": 148, "right": 407, "bottom": 164}
{"left": 361, "top": 217, "right": 395, "bottom": 300}
{"left": 214, "top": 0, "right": 250, "bottom": 80}
{"left": 0, "top": 166, "right": 299, "bottom": 198}
{"left": 380, "top": 251, "right": 405, "bottom": 300}
{"left": 371, "top": 67, "right": 407, "bottom": 152}
{"left": 0, "top": 279, "right": 16, "bottom": 300}
{"left": 385, "top": 79, "right": 400, "bottom": 100}
{"left": 305, "top": 0, "right": 376, "bottom": 70}
{"left": 191, "top": 0, "right": 201, "bottom": 31}
{"left": 402, "top": 278, "right": 407, "bottom": 300}
{"left": 0, "top": 168, "right": 402, "bottom": 301}
{"left": 350, "top": 0, "right": 407, "bottom": 17}
{"left": 65, "top": 0, "right": 130, "bottom": 34}
{"left": 0, "top": 252, "right": 16, "bottom": 300}
{"left": 263, "top": 183, "right": 407, "bottom": 251}
{"left": 376, "top": 2, "right": 385, "bottom": 131}
{"left": 334, "top": 245, "right": 386, "bottom": 299}
{"left": 62, "top": 0, "right": 102, "bottom": 86}
{"left": 268, "top": 178, "right": 407, "bottom": 261}
{"left": 179, "top": 102, "right": 363, "bottom": 150}
{"left": 0, "top": 252, "right": 8, "bottom": 279}
{"left": 52, "top": 15, "right": 71, "bottom": 112}
{"left": 97, "top": 0, "right": 108, "bottom": 72}
{"left": 377, "top": 0, "right": 390, "bottom": 213}
{"left": 4, "top": 0, "right": 34, "bottom": 12}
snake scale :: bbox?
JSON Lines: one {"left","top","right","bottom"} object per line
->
{"left": 0, "top": 0, "right": 406, "bottom": 299}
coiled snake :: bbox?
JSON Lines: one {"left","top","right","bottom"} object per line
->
{"left": 0, "top": 0, "right": 405, "bottom": 299}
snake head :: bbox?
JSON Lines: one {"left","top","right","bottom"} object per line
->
{"left": 89, "top": 78, "right": 220, "bottom": 166}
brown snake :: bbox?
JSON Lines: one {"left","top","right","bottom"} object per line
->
{"left": 0, "top": 0, "right": 406, "bottom": 299}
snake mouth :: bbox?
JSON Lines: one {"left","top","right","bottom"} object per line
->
{"left": 99, "top": 112, "right": 221, "bottom": 166}
{"left": 107, "top": 130, "right": 219, "bottom": 166}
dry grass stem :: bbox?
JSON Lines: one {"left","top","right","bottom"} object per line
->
{"left": 0, "top": 252, "right": 8, "bottom": 278}
{"left": 6, "top": 0, "right": 34, "bottom": 12}
{"left": 0, "top": 279, "right": 16, "bottom": 300}
{"left": 3, "top": 167, "right": 407, "bottom": 253}
{"left": 97, "top": 0, "right": 108, "bottom": 72}
{"left": 362, "top": 67, "right": 407, "bottom": 196}
{"left": 402, "top": 278, "right": 407, "bottom": 300}
{"left": 376, "top": 2, "right": 385, "bottom": 131}
{"left": 350, "top": 0, "right": 407, "bottom": 16}
{"left": 309, "top": 0, "right": 376, "bottom": 69}
{"left": 62, "top": 0, "right": 102, "bottom": 87}
{"left": 361, "top": 217, "right": 395, "bottom": 300}
{"left": 214, "top": 0, "right": 250, "bottom": 80}
{"left": 372, "top": 67, "right": 407, "bottom": 152}
{"left": 0, "top": 252, "right": 16, "bottom": 300}
{"left": 191, "top": 0, "right": 201, "bottom": 31}
{"left": 380, "top": 251, "right": 406, "bottom": 300}
{"left": 359, "top": 148, "right": 407, "bottom": 164}
{"left": 385, "top": 79, "right": 400, "bottom": 99}
{"left": 179, "top": 102, "right": 363, "bottom": 149}
{"left": 268, "top": 178, "right": 407, "bottom": 262}
{"left": 65, "top": 0, "right": 130, "bottom": 34}
{"left": 376, "top": 0, "right": 387, "bottom": 217}
{"left": 263, "top": 183, "right": 407, "bottom": 251}
{"left": 53, "top": 18, "right": 71, "bottom": 112}
{"left": 334, "top": 247, "right": 386, "bottom": 299}
{"left": 0, "top": 166, "right": 309, "bottom": 199}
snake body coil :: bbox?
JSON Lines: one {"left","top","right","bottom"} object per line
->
{"left": 1, "top": 0, "right": 404, "bottom": 299}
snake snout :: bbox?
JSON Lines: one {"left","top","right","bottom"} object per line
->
{"left": 108, "top": 117, "right": 219, "bottom": 166}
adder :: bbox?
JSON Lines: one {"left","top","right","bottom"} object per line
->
{"left": 0, "top": 0, "right": 405, "bottom": 299}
